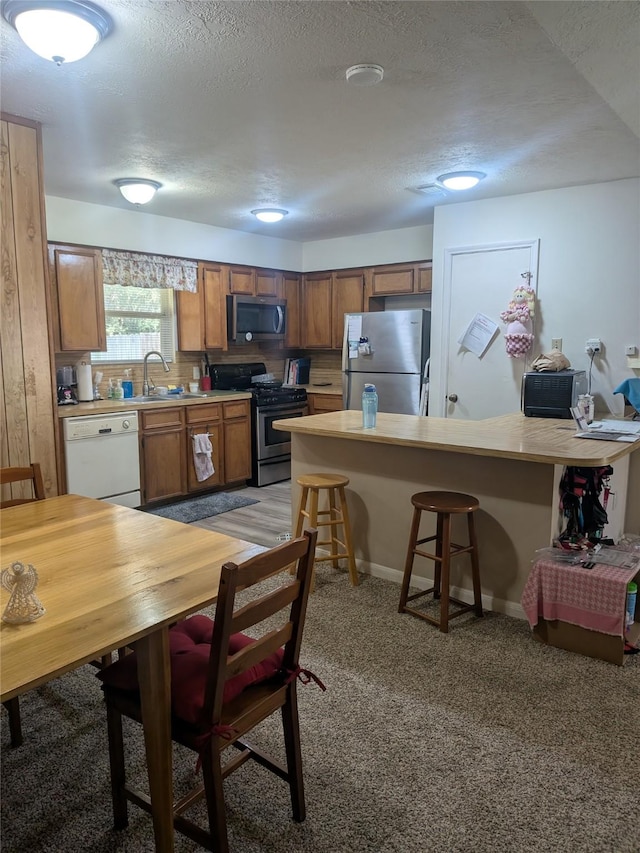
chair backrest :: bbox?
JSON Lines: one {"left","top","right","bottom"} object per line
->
{"left": 203, "top": 528, "right": 317, "bottom": 724}
{"left": 0, "top": 463, "right": 46, "bottom": 508}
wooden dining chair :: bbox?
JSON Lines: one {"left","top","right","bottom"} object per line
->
{"left": 98, "top": 528, "right": 322, "bottom": 853}
{"left": 0, "top": 462, "right": 46, "bottom": 748}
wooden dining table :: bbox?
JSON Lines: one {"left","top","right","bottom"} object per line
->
{"left": 0, "top": 493, "right": 265, "bottom": 852}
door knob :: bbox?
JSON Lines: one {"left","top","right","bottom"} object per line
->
{"left": 447, "top": 394, "right": 458, "bottom": 402}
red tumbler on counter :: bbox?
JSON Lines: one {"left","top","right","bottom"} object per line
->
{"left": 201, "top": 375, "right": 211, "bottom": 391}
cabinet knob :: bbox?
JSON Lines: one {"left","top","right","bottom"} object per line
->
{"left": 447, "top": 393, "right": 458, "bottom": 403}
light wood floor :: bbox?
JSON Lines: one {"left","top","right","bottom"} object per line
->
{"left": 193, "top": 480, "right": 293, "bottom": 548}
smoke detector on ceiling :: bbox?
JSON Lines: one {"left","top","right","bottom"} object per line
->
{"left": 345, "top": 64, "right": 384, "bottom": 86}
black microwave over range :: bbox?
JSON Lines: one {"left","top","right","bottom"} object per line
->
{"left": 226, "top": 295, "right": 286, "bottom": 343}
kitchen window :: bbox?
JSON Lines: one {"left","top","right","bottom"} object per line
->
{"left": 91, "top": 285, "right": 175, "bottom": 364}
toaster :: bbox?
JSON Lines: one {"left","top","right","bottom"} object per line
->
{"left": 522, "top": 370, "right": 587, "bottom": 418}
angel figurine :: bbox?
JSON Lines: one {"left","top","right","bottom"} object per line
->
{"left": 1, "top": 561, "right": 45, "bottom": 624}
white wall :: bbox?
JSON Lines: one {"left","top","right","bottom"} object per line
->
{"left": 301, "top": 224, "right": 434, "bottom": 271}
{"left": 46, "top": 196, "right": 433, "bottom": 273}
{"left": 430, "top": 179, "right": 640, "bottom": 416}
{"left": 45, "top": 196, "right": 304, "bottom": 271}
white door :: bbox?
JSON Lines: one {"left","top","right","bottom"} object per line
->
{"left": 440, "top": 240, "right": 539, "bottom": 420}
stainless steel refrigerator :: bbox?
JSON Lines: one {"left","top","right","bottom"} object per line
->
{"left": 342, "top": 309, "right": 431, "bottom": 415}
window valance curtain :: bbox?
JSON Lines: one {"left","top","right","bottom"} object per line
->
{"left": 102, "top": 249, "right": 198, "bottom": 292}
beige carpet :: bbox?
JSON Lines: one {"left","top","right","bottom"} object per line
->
{"left": 2, "top": 564, "right": 639, "bottom": 852}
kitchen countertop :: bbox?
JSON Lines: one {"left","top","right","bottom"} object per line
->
{"left": 300, "top": 384, "right": 342, "bottom": 395}
{"left": 56, "top": 391, "right": 252, "bottom": 418}
{"left": 275, "top": 410, "right": 640, "bottom": 466}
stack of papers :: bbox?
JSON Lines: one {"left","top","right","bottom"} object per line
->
{"left": 571, "top": 410, "right": 640, "bottom": 442}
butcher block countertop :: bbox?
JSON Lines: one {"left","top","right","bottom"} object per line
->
{"left": 57, "top": 391, "right": 252, "bottom": 418}
{"left": 276, "top": 411, "right": 640, "bottom": 466}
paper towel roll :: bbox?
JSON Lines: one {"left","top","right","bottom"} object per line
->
{"left": 76, "top": 362, "right": 93, "bottom": 401}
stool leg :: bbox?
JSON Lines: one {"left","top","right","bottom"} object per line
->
{"left": 290, "top": 487, "right": 310, "bottom": 576}
{"left": 433, "top": 512, "right": 443, "bottom": 599}
{"left": 467, "top": 512, "right": 483, "bottom": 617}
{"left": 308, "top": 488, "right": 319, "bottom": 593}
{"left": 439, "top": 512, "right": 452, "bottom": 633}
{"left": 337, "top": 485, "right": 358, "bottom": 587}
{"left": 328, "top": 488, "right": 340, "bottom": 568}
{"left": 399, "top": 507, "right": 421, "bottom": 612}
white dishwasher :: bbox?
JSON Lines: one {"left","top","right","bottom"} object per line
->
{"left": 63, "top": 411, "right": 141, "bottom": 507}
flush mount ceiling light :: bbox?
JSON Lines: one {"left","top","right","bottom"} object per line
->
{"left": 437, "top": 171, "right": 486, "bottom": 191}
{"left": 345, "top": 64, "right": 384, "bottom": 86}
{"left": 251, "top": 208, "right": 289, "bottom": 223}
{"left": 114, "top": 179, "right": 162, "bottom": 205}
{"left": 2, "top": 0, "right": 113, "bottom": 65}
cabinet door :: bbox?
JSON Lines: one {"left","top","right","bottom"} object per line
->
{"left": 417, "top": 262, "right": 433, "bottom": 293}
{"left": 331, "top": 270, "right": 364, "bottom": 349}
{"left": 302, "top": 274, "right": 332, "bottom": 348}
{"left": 369, "top": 263, "right": 416, "bottom": 296}
{"left": 203, "top": 263, "right": 227, "bottom": 350}
{"left": 141, "top": 428, "right": 186, "bottom": 503}
{"left": 256, "top": 268, "right": 281, "bottom": 298}
{"left": 186, "top": 422, "right": 223, "bottom": 491}
{"left": 283, "top": 272, "right": 302, "bottom": 348}
{"left": 176, "top": 286, "right": 204, "bottom": 352}
{"left": 49, "top": 245, "right": 106, "bottom": 351}
{"left": 223, "top": 401, "right": 251, "bottom": 483}
{"left": 228, "top": 265, "right": 255, "bottom": 295}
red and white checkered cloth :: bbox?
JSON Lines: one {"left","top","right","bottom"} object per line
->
{"left": 521, "top": 557, "right": 638, "bottom": 636}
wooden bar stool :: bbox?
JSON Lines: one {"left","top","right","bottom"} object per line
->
{"left": 398, "top": 491, "right": 483, "bottom": 632}
{"left": 293, "top": 473, "right": 359, "bottom": 591}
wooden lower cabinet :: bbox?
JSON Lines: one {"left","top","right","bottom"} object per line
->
{"left": 186, "top": 403, "right": 223, "bottom": 492}
{"left": 141, "top": 401, "right": 251, "bottom": 504}
{"left": 140, "top": 407, "right": 186, "bottom": 503}
{"left": 222, "top": 401, "right": 251, "bottom": 483}
{"left": 307, "top": 393, "right": 343, "bottom": 414}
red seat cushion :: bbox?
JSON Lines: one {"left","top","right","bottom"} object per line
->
{"left": 97, "top": 615, "right": 284, "bottom": 726}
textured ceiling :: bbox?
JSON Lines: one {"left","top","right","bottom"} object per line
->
{"left": 1, "top": 1, "right": 638, "bottom": 242}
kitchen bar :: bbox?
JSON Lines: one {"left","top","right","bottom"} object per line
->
{"left": 276, "top": 411, "right": 640, "bottom": 616}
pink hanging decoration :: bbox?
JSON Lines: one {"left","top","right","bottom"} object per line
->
{"left": 500, "top": 280, "right": 535, "bottom": 358}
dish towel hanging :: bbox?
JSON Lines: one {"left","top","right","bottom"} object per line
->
{"left": 192, "top": 433, "right": 214, "bottom": 482}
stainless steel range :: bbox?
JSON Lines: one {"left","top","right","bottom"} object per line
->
{"left": 209, "top": 362, "right": 308, "bottom": 487}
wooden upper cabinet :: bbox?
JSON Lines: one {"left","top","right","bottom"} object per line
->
{"left": 283, "top": 272, "right": 302, "bottom": 348}
{"left": 49, "top": 245, "right": 106, "bottom": 352}
{"left": 302, "top": 274, "right": 332, "bottom": 348}
{"left": 368, "top": 263, "right": 416, "bottom": 297}
{"left": 366, "top": 260, "right": 432, "bottom": 298}
{"left": 176, "top": 262, "right": 227, "bottom": 351}
{"left": 417, "top": 262, "right": 433, "bottom": 293}
{"left": 228, "top": 265, "right": 255, "bottom": 295}
{"left": 331, "top": 269, "right": 364, "bottom": 349}
{"left": 255, "top": 268, "right": 282, "bottom": 298}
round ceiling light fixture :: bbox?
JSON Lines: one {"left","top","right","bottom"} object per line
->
{"left": 345, "top": 64, "right": 384, "bottom": 86}
{"left": 437, "top": 171, "right": 486, "bottom": 191}
{"left": 2, "top": 0, "right": 113, "bottom": 65}
{"left": 114, "top": 179, "right": 162, "bottom": 205}
{"left": 251, "top": 208, "right": 289, "bottom": 223}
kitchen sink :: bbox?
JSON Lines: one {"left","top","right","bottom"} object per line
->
{"left": 128, "top": 392, "right": 210, "bottom": 403}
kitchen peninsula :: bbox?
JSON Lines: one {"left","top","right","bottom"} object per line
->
{"left": 276, "top": 411, "right": 640, "bottom": 617}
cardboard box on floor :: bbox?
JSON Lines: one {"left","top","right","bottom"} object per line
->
{"left": 533, "top": 568, "right": 640, "bottom": 666}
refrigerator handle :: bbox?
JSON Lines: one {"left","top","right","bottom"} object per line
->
{"left": 341, "top": 319, "right": 350, "bottom": 374}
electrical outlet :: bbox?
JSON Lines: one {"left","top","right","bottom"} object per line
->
{"left": 585, "top": 338, "right": 602, "bottom": 354}
{"left": 551, "top": 338, "right": 562, "bottom": 351}
{"left": 625, "top": 345, "right": 638, "bottom": 357}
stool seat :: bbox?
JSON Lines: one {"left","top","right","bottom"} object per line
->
{"left": 411, "top": 491, "right": 479, "bottom": 514}
{"left": 293, "top": 473, "right": 358, "bottom": 591}
{"left": 399, "top": 490, "right": 483, "bottom": 632}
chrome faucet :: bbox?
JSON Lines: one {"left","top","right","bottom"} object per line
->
{"left": 142, "top": 351, "right": 170, "bottom": 396}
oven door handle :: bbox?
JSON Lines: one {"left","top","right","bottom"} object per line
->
{"left": 259, "top": 402, "right": 307, "bottom": 416}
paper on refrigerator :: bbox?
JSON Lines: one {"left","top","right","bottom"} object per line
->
{"left": 457, "top": 312, "right": 499, "bottom": 358}
{"left": 347, "top": 315, "right": 363, "bottom": 358}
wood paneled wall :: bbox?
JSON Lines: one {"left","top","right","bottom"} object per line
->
{"left": 1, "top": 115, "right": 58, "bottom": 500}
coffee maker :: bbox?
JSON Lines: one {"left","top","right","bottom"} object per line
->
{"left": 56, "top": 366, "right": 78, "bottom": 405}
